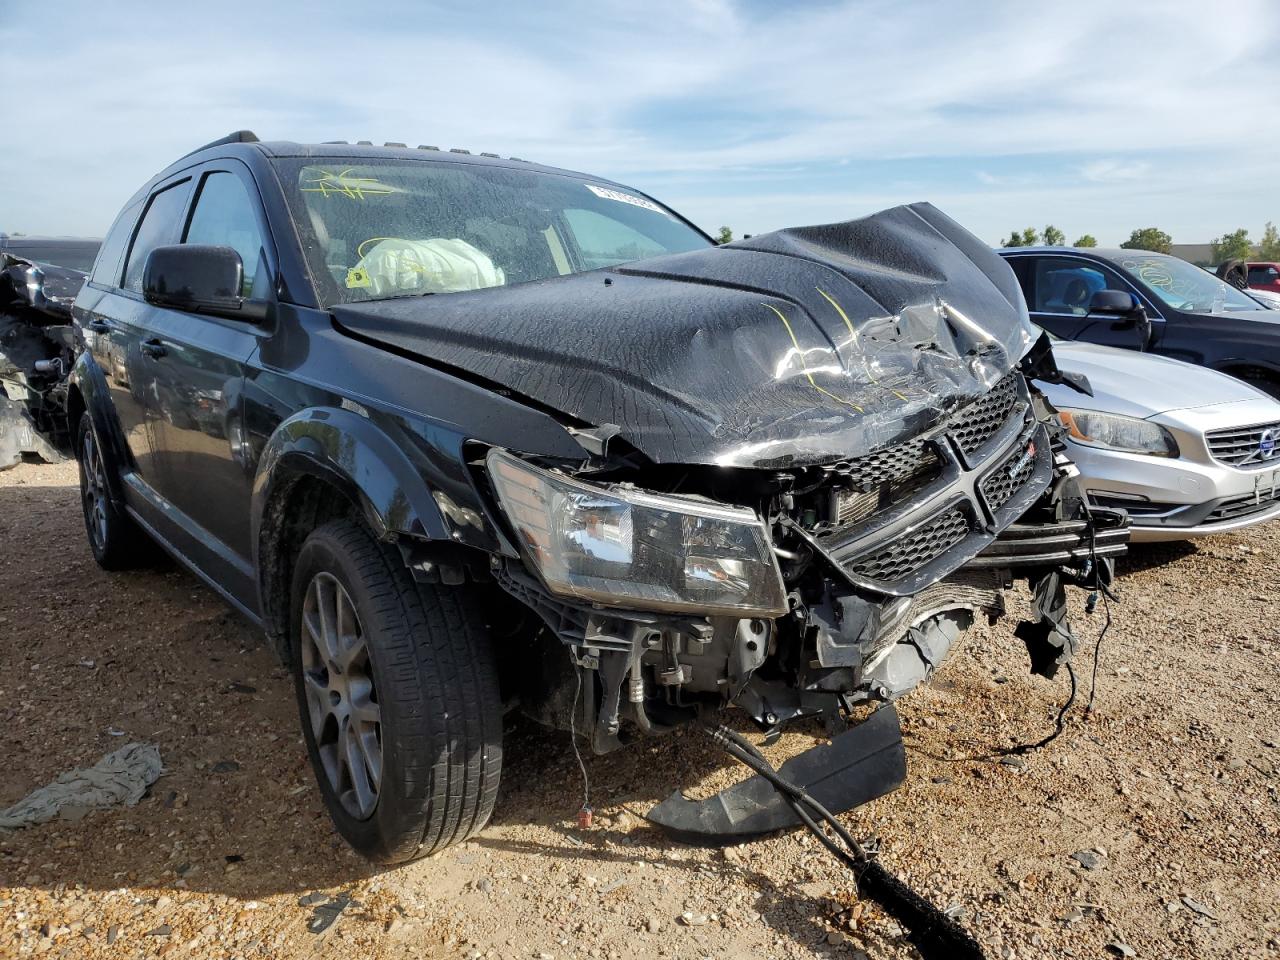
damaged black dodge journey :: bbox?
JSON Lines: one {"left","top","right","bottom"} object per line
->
{"left": 69, "top": 132, "right": 1126, "bottom": 862}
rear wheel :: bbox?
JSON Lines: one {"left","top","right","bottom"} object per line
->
{"left": 76, "top": 412, "right": 152, "bottom": 570}
{"left": 289, "top": 518, "right": 502, "bottom": 863}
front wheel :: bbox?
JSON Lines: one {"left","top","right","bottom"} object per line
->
{"left": 289, "top": 518, "right": 503, "bottom": 863}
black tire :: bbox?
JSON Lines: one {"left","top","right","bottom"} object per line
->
{"left": 76, "top": 412, "right": 153, "bottom": 570}
{"left": 288, "top": 518, "right": 502, "bottom": 863}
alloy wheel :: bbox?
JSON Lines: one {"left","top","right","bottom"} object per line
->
{"left": 300, "top": 572, "right": 382, "bottom": 819}
{"left": 81, "top": 429, "right": 109, "bottom": 550}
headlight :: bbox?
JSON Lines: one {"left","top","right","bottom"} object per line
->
{"left": 486, "top": 449, "right": 787, "bottom": 617}
{"left": 1057, "top": 409, "right": 1179, "bottom": 458}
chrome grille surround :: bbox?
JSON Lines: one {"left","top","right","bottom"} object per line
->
{"left": 1206, "top": 421, "right": 1280, "bottom": 468}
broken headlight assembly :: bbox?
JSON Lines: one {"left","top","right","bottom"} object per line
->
{"left": 1057, "top": 409, "right": 1179, "bottom": 458}
{"left": 487, "top": 449, "right": 787, "bottom": 617}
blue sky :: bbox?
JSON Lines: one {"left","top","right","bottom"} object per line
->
{"left": 2, "top": 0, "right": 1276, "bottom": 246}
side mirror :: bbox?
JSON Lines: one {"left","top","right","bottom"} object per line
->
{"left": 142, "top": 245, "right": 268, "bottom": 322}
{"left": 1086, "top": 289, "right": 1139, "bottom": 315}
{"left": 1087, "top": 289, "right": 1153, "bottom": 351}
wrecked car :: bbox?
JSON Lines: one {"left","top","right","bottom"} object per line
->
{"left": 0, "top": 238, "right": 99, "bottom": 468}
{"left": 69, "top": 132, "right": 1125, "bottom": 863}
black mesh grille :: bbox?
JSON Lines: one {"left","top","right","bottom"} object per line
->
{"left": 950, "top": 372, "right": 1020, "bottom": 455}
{"left": 1206, "top": 422, "right": 1280, "bottom": 468}
{"left": 979, "top": 442, "right": 1038, "bottom": 513}
{"left": 834, "top": 437, "right": 938, "bottom": 492}
{"left": 844, "top": 509, "right": 971, "bottom": 583}
{"left": 1206, "top": 487, "right": 1280, "bottom": 523}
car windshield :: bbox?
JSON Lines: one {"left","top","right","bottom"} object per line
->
{"left": 274, "top": 158, "right": 711, "bottom": 307}
{"left": 1110, "top": 252, "right": 1265, "bottom": 314}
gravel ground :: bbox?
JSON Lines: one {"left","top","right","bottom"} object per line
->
{"left": 1, "top": 459, "right": 1277, "bottom": 960}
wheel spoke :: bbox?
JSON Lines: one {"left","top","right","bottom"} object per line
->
{"left": 341, "top": 718, "right": 376, "bottom": 817}
{"left": 357, "top": 728, "right": 382, "bottom": 792}
{"left": 300, "top": 569, "right": 380, "bottom": 820}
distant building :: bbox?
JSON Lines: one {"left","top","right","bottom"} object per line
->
{"left": 1169, "top": 243, "right": 1214, "bottom": 267}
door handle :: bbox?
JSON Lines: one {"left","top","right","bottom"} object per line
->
{"left": 140, "top": 338, "right": 167, "bottom": 359}
{"left": 87, "top": 319, "right": 112, "bottom": 333}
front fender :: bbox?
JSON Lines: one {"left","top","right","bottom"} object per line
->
{"left": 251, "top": 406, "right": 457, "bottom": 556}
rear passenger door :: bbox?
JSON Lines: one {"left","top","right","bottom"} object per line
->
{"left": 145, "top": 162, "right": 273, "bottom": 570}
{"left": 81, "top": 177, "right": 194, "bottom": 492}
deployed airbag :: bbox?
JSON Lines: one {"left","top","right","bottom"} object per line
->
{"left": 348, "top": 237, "right": 505, "bottom": 296}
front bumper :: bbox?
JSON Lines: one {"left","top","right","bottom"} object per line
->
{"left": 1065, "top": 438, "right": 1280, "bottom": 541}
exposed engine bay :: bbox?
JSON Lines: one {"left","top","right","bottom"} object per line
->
{"left": 486, "top": 339, "right": 1127, "bottom": 758}
{"left": 0, "top": 254, "right": 82, "bottom": 469}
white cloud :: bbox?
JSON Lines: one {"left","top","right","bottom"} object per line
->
{"left": 1079, "top": 159, "right": 1152, "bottom": 183}
{"left": 1, "top": 0, "right": 1276, "bottom": 244}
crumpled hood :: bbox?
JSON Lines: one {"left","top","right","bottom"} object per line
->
{"left": 1044, "top": 340, "right": 1275, "bottom": 418}
{"left": 330, "top": 202, "right": 1037, "bottom": 467}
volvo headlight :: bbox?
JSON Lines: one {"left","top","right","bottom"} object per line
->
{"left": 1058, "top": 409, "right": 1179, "bottom": 458}
{"left": 487, "top": 449, "right": 787, "bottom": 616}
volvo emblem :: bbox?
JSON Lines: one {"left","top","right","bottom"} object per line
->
{"left": 1261, "top": 429, "right": 1277, "bottom": 460}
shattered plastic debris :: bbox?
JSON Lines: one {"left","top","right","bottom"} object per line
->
{"left": 0, "top": 396, "right": 63, "bottom": 469}
{"left": 0, "top": 742, "right": 163, "bottom": 829}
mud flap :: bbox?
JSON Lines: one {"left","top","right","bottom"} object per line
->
{"left": 646, "top": 705, "right": 906, "bottom": 844}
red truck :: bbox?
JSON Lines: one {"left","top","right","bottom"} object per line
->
{"left": 1248, "top": 261, "right": 1280, "bottom": 294}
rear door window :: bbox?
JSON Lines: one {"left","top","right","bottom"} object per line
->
{"left": 1249, "top": 265, "right": 1279, "bottom": 285}
{"left": 184, "top": 171, "right": 267, "bottom": 297}
{"left": 122, "top": 180, "right": 193, "bottom": 293}
{"left": 91, "top": 200, "right": 143, "bottom": 288}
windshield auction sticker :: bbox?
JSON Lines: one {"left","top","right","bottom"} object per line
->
{"left": 585, "top": 184, "right": 666, "bottom": 214}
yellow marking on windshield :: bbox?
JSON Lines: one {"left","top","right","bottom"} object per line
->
{"left": 816, "top": 287, "right": 907, "bottom": 401}
{"left": 301, "top": 168, "right": 397, "bottom": 200}
{"left": 762, "top": 302, "right": 863, "bottom": 412}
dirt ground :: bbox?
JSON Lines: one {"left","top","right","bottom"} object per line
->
{"left": 1, "top": 459, "right": 1277, "bottom": 960}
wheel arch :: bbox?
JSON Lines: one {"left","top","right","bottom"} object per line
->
{"left": 251, "top": 407, "right": 485, "bottom": 661}
{"left": 67, "top": 353, "right": 133, "bottom": 504}
{"left": 1213, "top": 361, "right": 1280, "bottom": 398}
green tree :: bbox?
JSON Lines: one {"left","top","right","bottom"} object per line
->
{"left": 1001, "top": 227, "right": 1040, "bottom": 248}
{"left": 1120, "top": 227, "right": 1173, "bottom": 254}
{"left": 1042, "top": 225, "right": 1066, "bottom": 246}
{"left": 1211, "top": 228, "right": 1252, "bottom": 264}
{"left": 1257, "top": 222, "right": 1279, "bottom": 260}
{"left": 715, "top": 226, "right": 734, "bottom": 245}
{"left": 1073, "top": 234, "right": 1098, "bottom": 248}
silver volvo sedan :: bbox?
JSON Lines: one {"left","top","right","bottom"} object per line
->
{"left": 1038, "top": 340, "right": 1280, "bottom": 541}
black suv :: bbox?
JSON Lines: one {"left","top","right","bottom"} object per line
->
{"left": 998, "top": 246, "right": 1280, "bottom": 397}
{"left": 70, "top": 132, "right": 1120, "bottom": 862}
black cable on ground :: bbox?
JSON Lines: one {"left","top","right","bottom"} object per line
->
{"left": 706, "top": 724, "right": 988, "bottom": 960}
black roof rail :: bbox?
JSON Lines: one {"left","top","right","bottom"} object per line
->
{"left": 180, "top": 130, "right": 259, "bottom": 159}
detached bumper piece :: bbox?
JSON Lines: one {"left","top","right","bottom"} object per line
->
{"left": 646, "top": 704, "right": 905, "bottom": 843}
{"left": 965, "top": 508, "right": 1128, "bottom": 569}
